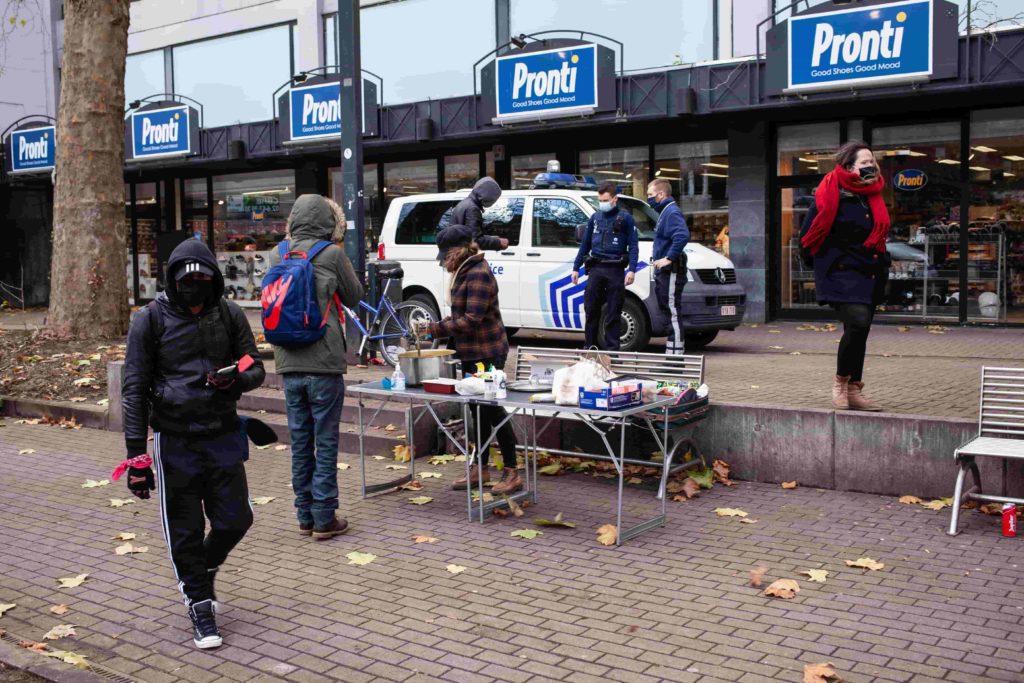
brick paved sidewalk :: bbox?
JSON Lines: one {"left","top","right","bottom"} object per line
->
{"left": 2, "top": 422, "right": 1024, "bottom": 683}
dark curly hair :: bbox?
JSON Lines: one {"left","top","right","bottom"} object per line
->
{"left": 835, "top": 141, "right": 872, "bottom": 170}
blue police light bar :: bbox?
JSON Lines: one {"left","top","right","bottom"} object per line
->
{"left": 530, "top": 172, "right": 598, "bottom": 190}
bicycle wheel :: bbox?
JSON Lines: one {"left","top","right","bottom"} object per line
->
{"left": 378, "top": 301, "right": 439, "bottom": 367}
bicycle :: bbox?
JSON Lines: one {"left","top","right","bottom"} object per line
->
{"left": 342, "top": 276, "right": 438, "bottom": 367}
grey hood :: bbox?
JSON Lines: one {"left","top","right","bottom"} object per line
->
{"left": 469, "top": 177, "right": 502, "bottom": 208}
{"left": 288, "top": 194, "right": 336, "bottom": 243}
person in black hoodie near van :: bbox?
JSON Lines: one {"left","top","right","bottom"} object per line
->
{"left": 438, "top": 176, "right": 508, "bottom": 262}
{"left": 118, "top": 239, "right": 265, "bottom": 650}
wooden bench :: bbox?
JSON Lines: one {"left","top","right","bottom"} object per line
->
{"left": 948, "top": 366, "right": 1024, "bottom": 535}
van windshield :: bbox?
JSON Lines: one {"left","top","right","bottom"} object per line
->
{"left": 583, "top": 196, "right": 657, "bottom": 241}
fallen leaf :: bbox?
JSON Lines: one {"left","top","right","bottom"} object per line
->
{"left": 800, "top": 569, "right": 829, "bottom": 583}
{"left": 18, "top": 640, "right": 48, "bottom": 653}
{"left": 81, "top": 479, "right": 109, "bottom": 489}
{"left": 346, "top": 551, "right": 376, "bottom": 566}
{"left": 251, "top": 496, "right": 275, "bottom": 505}
{"left": 337, "top": 463, "right": 351, "bottom": 471}
{"left": 0, "top": 603, "right": 15, "bottom": 617}
{"left": 371, "top": 455, "right": 386, "bottom": 461}
{"left": 538, "top": 463, "right": 562, "bottom": 476}
{"left": 921, "top": 499, "right": 950, "bottom": 511}
{"left": 750, "top": 566, "right": 768, "bottom": 587}
{"left": 471, "top": 491, "right": 494, "bottom": 503}
{"left": 782, "top": 481, "right": 798, "bottom": 489}
{"left": 690, "top": 468, "right": 714, "bottom": 489}
{"left": 712, "top": 459, "right": 733, "bottom": 486}
{"left": 255, "top": 444, "right": 271, "bottom": 450}
{"left": 980, "top": 502, "right": 1003, "bottom": 515}
{"left": 897, "top": 326, "right": 910, "bottom": 333}
{"left": 739, "top": 518, "right": 759, "bottom": 524}
{"left": 492, "top": 508, "right": 510, "bottom": 518}
{"left": 768, "top": 330, "right": 781, "bottom": 334}
{"left": 763, "top": 578, "right": 800, "bottom": 599}
{"left": 42, "top": 649, "right": 89, "bottom": 669}
{"left": 108, "top": 498, "right": 134, "bottom": 508}
{"left": 511, "top": 529, "right": 543, "bottom": 539}
{"left": 393, "top": 444, "right": 411, "bottom": 462}
{"left": 789, "top": 351, "right": 802, "bottom": 356}
{"left": 418, "top": 472, "right": 442, "bottom": 478}
{"left": 399, "top": 480, "right": 424, "bottom": 492}
{"left": 15, "top": 419, "right": 41, "bottom": 425}
{"left": 626, "top": 476, "right": 643, "bottom": 485}
{"left": 804, "top": 661, "right": 844, "bottom": 683}
{"left": 408, "top": 496, "right": 433, "bottom": 505}
{"left": 383, "top": 424, "right": 397, "bottom": 432}
{"left": 446, "top": 564, "right": 467, "bottom": 574}
{"left": 428, "top": 454, "right": 455, "bottom": 465}
{"left": 18, "top": 449, "right": 36, "bottom": 455}
{"left": 385, "top": 464, "right": 408, "bottom": 470}
{"left": 72, "top": 377, "right": 95, "bottom": 386}
{"left": 453, "top": 454, "right": 467, "bottom": 462}
{"left": 899, "top": 495, "right": 923, "bottom": 505}
{"left": 49, "top": 605, "right": 68, "bottom": 616}
{"left": 535, "top": 512, "right": 576, "bottom": 528}
{"left": 69, "top": 397, "right": 87, "bottom": 403}
{"left": 596, "top": 524, "right": 618, "bottom": 546}
{"left": 750, "top": 385, "right": 760, "bottom": 389}
{"left": 114, "top": 542, "right": 148, "bottom": 556}
{"left": 413, "top": 535, "right": 438, "bottom": 544}
{"left": 57, "top": 574, "right": 89, "bottom": 589}
{"left": 768, "top": 345, "right": 784, "bottom": 350}
{"left": 42, "top": 624, "right": 76, "bottom": 640}
{"left": 274, "top": 445, "right": 289, "bottom": 451}
{"left": 713, "top": 507, "right": 748, "bottom": 517}
{"left": 845, "top": 557, "right": 884, "bottom": 571}
{"left": 505, "top": 496, "right": 524, "bottom": 517}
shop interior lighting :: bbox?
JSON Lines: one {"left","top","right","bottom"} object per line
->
{"left": 658, "top": 175, "right": 681, "bottom": 180}
{"left": 595, "top": 170, "right": 623, "bottom": 175}
{"left": 217, "top": 200, "right": 224, "bottom": 205}
{"left": 701, "top": 172, "right": 727, "bottom": 178}
{"left": 798, "top": 157, "right": 818, "bottom": 163}
{"left": 625, "top": 173, "right": 632, "bottom": 179}
{"left": 658, "top": 167, "right": 680, "bottom": 173}
{"left": 243, "top": 188, "right": 289, "bottom": 196}
{"left": 1004, "top": 155, "right": 1024, "bottom": 162}
{"left": 906, "top": 151, "right": 927, "bottom": 157}
{"left": 701, "top": 162, "right": 729, "bottom": 169}
{"left": 971, "top": 146, "right": 999, "bottom": 153}
{"left": 1006, "top": 172, "right": 1016, "bottom": 177}
{"left": 969, "top": 153, "right": 976, "bottom": 160}
{"left": 969, "top": 166, "right": 990, "bottom": 172}
{"left": 938, "top": 159, "right": 961, "bottom": 165}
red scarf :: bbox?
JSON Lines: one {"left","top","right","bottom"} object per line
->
{"left": 801, "top": 165, "right": 890, "bottom": 256}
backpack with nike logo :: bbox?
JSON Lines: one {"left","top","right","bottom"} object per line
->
{"left": 260, "top": 240, "right": 337, "bottom": 348}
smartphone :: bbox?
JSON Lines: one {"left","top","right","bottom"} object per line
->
{"left": 216, "top": 364, "right": 238, "bottom": 375}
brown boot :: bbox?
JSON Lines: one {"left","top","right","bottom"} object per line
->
{"left": 492, "top": 468, "right": 523, "bottom": 495}
{"left": 847, "top": 381, "right": 882, "bottom": 411}
{"left": 311, "top": 517, "right": 349, "bottom": 540}
{"left": 832, "top": 375, "right": 851, "bottom": 410}
{"left": 452, "top": 465, "right": 491, "bottom": 491}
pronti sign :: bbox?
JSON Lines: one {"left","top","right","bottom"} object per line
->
{"left": 290, "top": 81, "right": 341, "bottom": 142}
{"left": 130, "top": 105, "right": 191, "bottom": 159}
{"left": 790, "top": 0, "right": 931, "bottom": 91}
{"left": 494, "top": 44, "right": 598, "bottom": 122}
{"left": 894, "top": 169, "right": 928, "bottom": 190}
{"left": 6, "top": 125, "right": 55, "bottom": 174}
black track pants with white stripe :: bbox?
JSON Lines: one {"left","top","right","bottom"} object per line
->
{"left": 153, "top": 431, "right": 253, "bottom": 605}
{"left": 655, "top": 268, "right": 686, "bottom": 355}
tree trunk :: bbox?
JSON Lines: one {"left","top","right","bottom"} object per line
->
{"left": 47, "top": 0, "right": 131, "bottom": 339}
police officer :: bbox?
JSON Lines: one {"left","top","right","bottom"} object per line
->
{"left": 572, "top": 182, "right": 639, "bottom": 350}
{"left": 647, "top": 178, "right": 690, "bottom": 356}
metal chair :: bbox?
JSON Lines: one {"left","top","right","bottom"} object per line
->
{"left": 948, "top": 366, "right": 1024, "bottom": 535}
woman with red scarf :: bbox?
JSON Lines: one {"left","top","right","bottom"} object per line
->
{"left": 800, "top": 142, "right": 891, "bottom": 411}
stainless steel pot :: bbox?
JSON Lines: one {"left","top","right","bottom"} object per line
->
{"left": 398, "top": 349, "right": 456, "bottom": 386}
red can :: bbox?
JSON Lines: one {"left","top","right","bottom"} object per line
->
{"left": 1002, "top": 503, "right": 1017, "bottom": 537}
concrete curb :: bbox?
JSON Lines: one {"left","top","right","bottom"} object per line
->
{"left": 0, "top": 396, "right": 109, "bottom": 431}
{"left": 0, "top": 636, "right": 106, "bottom": 683}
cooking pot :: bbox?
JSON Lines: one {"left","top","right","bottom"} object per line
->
{"left": 398, "top": 348, "right": 457, "bottom": 386}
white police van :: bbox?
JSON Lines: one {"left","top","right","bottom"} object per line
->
{"left": 379, "top": 172, "right": 745, "bottom": 352}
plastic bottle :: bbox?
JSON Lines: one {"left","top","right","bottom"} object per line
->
{"left": 492, "top": 365, "right": 507, "bottom": 400}
{"left": 392, "top": 367, "right": 406, "bottom": 392}
{"left": 483, "top": 370, "right": 495, "bottom": 400}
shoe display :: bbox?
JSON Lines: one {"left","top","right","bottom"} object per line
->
{"left": 311, "top": 517, "right": 350, "bottom": 540}
{"left": 188, "top": 600, "right": 222, "bottom": 649}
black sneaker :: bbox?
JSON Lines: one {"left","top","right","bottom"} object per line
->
{"left": 188, "top": 599, "right": 222, "bottom": 649}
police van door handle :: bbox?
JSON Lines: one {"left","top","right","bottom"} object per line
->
{"left": 501, "top": 251, "right": 515, "bottom": 256}
{"left": 526, "top": 252, "right": 541, "bottom": 257}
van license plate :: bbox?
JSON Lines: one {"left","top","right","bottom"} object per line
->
{"left": 721, "top": 305, "right": 736, "bottom": 316}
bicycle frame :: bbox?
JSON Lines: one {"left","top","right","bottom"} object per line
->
{"left": 341, "top": 278, "right": 409, "bottom": 357}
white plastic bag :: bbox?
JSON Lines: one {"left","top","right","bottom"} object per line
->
{"left": 552, "top": 359, "right": 614, "bottom": 405}
{"left": 455, "top": 376, "right": 486, "bottom": 396}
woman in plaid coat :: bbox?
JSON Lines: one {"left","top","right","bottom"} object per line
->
{"left": 423, "top": 224, "right": 522, "bottom": 495}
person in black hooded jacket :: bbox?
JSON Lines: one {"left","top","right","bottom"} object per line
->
{"left": 438, "top": 176, "right": 507, "bottom": 262}
{"left": 120, "top": 238, "right": 265, "bottom": 650}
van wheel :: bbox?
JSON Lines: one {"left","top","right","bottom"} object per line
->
{"left": 600, "top": 298, "right": 650, "bottom": 352}
{"left": 684, "top": 330, "right": 718, "bottom": 350}
{"left": 406, "top": 293, "right": 440, "bottom": 321}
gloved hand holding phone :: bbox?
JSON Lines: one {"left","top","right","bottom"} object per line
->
{"left": 206, "top": 363, "right": 237, "bottom": 391}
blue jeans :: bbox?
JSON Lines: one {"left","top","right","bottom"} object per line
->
{"left": 283, "top": 374, "right": 346, "bottom": 527}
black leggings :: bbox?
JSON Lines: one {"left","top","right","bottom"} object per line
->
{"left": 832, "top": 303, "right": 874, "bottom": 382}
{"left": 463, "top": 357, "right": 518, "bottom": 469}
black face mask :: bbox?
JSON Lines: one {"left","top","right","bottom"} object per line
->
{"left": 176, "top": 280, "right": 213, "bottom": 307}
{"left": 858, "top": 166, "right": 878, "bottom": 180}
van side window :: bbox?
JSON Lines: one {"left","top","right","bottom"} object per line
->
{"left": 482, "top": 197, "right": 524, "bottom": 247}
{"left": 395, "top": 200, "right": 457, "bottom": 244}
{"left": 533, "top": 198, "right": 588, "bottom": 247}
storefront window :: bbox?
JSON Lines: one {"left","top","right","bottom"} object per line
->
{"left": 212, "top": 171, "right": 295, "bottom": 306}
{"left": 653, "top": 141, "right": 729, "bottom": 251}
{"left": 330, "top": 164, "right": 381, "bottom": 252}
{"left": 132, "top": 182, "right": 161, "bottom": 301}
{"left": 781, "top": 186, "right": 817, "bottom": 309}
{"left": 511, "top": 153, "right": 554, "bottom": 190}
{"left": 778, "top": 122, "right": 840, "bottom": 176}
{"left": 970, "top": 107, "right": 1024, "bottom": 323}
{"left": 172, "top": 25, "right": 292, "bottom": 127}
{"left": 873, "top": 122, "right": 962, "bottom": 319}
{"left": 383, "top": 159, "right": 438, "bottom": 207}
{"left": 125, "top": 50, "right": 165, "bottom": 109}
{"left": 445, "top": 154, "right": 479, "bottom": 192}
{"left": 578, "top": 147, "right": 649, "bottom": 200}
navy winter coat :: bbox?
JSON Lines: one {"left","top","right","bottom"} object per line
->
{"left": 573, "top": 205, "right": 639, "bottom": 273}
{"left": 651, "top": 198, "right": 689, "bottom": 264}
{"left": 800, "top": 192, "right": 890, "bottom": 306}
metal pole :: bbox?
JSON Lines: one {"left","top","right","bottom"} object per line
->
{"left": 336, "top": 0, "right": 366, "bottom": 344}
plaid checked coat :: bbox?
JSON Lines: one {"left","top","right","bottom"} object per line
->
{"left": 429, "top": 253, "right": 508, "bottom": 363}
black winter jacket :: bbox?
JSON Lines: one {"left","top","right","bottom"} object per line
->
{"left": 122, "top": 239, "right": 266, "bottom": 456}
{"left": 439, "top": 177, "right": 504, "bottom": 261}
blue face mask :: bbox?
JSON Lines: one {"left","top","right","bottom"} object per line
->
{"left": 598, "top": 201, "right": 613, "bottom": 213}
{"left": 647, "top": 196, "right": 661, "bottom": 209}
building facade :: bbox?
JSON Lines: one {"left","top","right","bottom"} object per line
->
{"left": 2, "top": 0, "right": 1024, "bottom": 326}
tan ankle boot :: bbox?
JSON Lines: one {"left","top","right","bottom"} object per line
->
{"left": 492, "top": 468, "right": 523, "bottom": 495}
{"left": 847, "top": 381, "right": 882, "bottom": 411}
{"left": 832, "top": 375, "right": 851, "bottom": 410}
{"left": 452, "top": 465, "right": 490, "bottom": 491}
